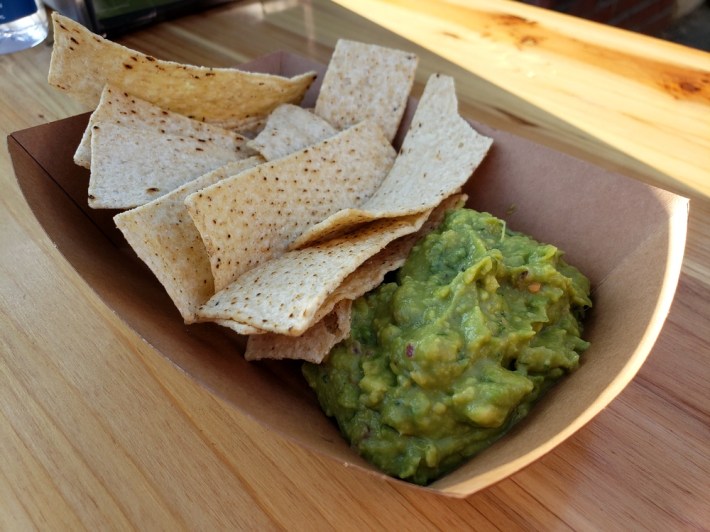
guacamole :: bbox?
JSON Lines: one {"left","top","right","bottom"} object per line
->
{"left": 303, "top": 208, "right": 591, "bottom": 485}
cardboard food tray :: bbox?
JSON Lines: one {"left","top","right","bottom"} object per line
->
{"left": 8, "top": 51, "right": 689, "bottom": 497}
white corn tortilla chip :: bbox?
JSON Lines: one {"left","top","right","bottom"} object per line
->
{"left": 196, "top": 212, "right": 429, "bottom": 336}
{"left": 114, "top": 157, "right": 263, "bottom": 322}
{"left": 246, "top": 104, "right": 337, "bottom": 161}
{"left": 244, "top": 301, "right": 352, "bottom": 362}
{"left": 315, "top": 39, "right": 418, "bottom": 141}
{"left": 291, "top": 74, "right": 492, "bottom": 248}
{"left": 48, "top": 13, "right": 316, "bottom": 128}
{"left": 184, "top": 121, "right": 396, "bottom": 292}
{"left": 89, "top": 123, "right": 247, "bottom": 208}
{"left": 75, "top": 85, "right": 250, "bottom": 169}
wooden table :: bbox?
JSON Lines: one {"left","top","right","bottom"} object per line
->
{"left": 1, "top": 0, "right": 708, "bottom": 528}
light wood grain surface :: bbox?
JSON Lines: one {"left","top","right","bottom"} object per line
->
{"left": 1, "top": 0, "right": 708, "bottom": 528}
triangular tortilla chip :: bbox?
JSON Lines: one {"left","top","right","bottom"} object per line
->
{"left": 48, "top": 13, "right": 316, "bottom": 128}
{"left": 75, "top": 85, "right": 250, "bottom": 169}
{"left": 89, "top": 123, "right": 246, "bottom": 208}
{"left": 114, "top": 157, "right": 263, "bottom": 322}
{"left": 244, "top": 300, "right": 352, "bottom": 362}
{"left": 291, "top": 74, "right": 492, "bottom": 248}
{"left": 246, "top": 104, "right": 337, "bottom": 161}
{"left": 315, "top": 39, "right": 418, "bottom": 141}
{"left": 196, "top": 212, "right": 429, "bottom": 336}
{"left": 184, "top": 121, "right": 396, "bottom": 291}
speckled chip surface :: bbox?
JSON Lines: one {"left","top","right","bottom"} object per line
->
{"left": 314, "top": 39, "right": 418, "bottom": 141}
{"left": 75, "top": 86, "right": 248, "bottom": 169}
{"left": 88, "top": 123, "right": 246, "bottom": 209}
{"left": 114, "top": 157, "right": 263, "bottom": 323}
{"left": 184, "top": 121, "right": 396, "bottom": 292}
{"left": 246, "top": 104, "right": 337, "bottom": 161}
{"left": 48, "top": 13, "right": 317, "bottom": 128}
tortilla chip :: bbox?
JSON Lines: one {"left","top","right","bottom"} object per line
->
{"left": 48, "top": 13, "right": 316, "bottom": 128}
{"left": 213, "top": 319, "right": 265, "bottom": 336}
{"left": 246, "top": 104, "right": 337, "bottom": 161}
{"left": 114, "top": 157, "right": 263, "bottom": 322}
{"left": 89, "top": 123, "right": 246, "bottom": 208}
{"left": 238, "top": 240, "right": 406, "bottom": 362}
{"left": 244, "top": 300, "right": 352, "bottom": 362}
{"left": 75, "top": 85, "right": 250, "bottom": 169}
{"left": 184, "top": 121, "right": 396, "bottom": 292}
{"left": 314, "top": 39, "right": 418, "bottom": 141}
{"left": 291, "top": 74, "right": 492, "bottom": 248}
{"left": 196, "top": 212, "right": 429, "bottom": 336}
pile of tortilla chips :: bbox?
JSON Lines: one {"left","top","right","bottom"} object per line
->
{"left": 48, "top": 13, "right": 493, "bottom": 363}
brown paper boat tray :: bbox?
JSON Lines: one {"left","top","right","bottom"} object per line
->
{"left": 8, "top": 51, "right": 689, "bottom": 497}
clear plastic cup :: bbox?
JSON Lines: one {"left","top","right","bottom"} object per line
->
{"left": 0, "top": 0, "right": 48, "bottom": 55}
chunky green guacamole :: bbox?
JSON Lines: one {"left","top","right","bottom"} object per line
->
{"left": 303, "top": 208, "right": 591, "bottom": 485}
